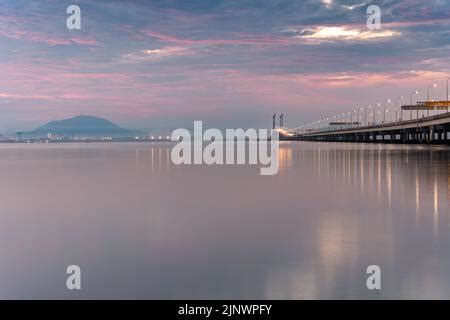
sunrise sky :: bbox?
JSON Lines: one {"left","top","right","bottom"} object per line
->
{"left": 1, "top": 0, "right": 449, "bottom": 132}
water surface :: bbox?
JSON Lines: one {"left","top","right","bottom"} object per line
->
{"left": 0, "top": 142, "right": 449, "bottom": 299}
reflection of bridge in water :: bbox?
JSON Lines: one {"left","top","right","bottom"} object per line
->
{"left": 277, "top": 143, "right": 450, "bottom": 230}
{"left": 279, "top": 101, "right": 450, "bottom": 144}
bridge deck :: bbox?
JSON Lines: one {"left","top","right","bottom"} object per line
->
{"left": 285, "top": 112, "right": 450, "bottom": 144}
{"left": 297, "top": 112, "right": 450, "bottom": 137}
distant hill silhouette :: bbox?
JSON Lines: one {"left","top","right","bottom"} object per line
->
{"left": 23, "top": 115, "right": 138, "bottom": 138}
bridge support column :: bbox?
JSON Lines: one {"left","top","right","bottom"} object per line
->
{"left": 428, "top": 126, "right": 434, "bottom": 143}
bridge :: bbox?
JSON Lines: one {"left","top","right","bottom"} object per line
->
{"left": 278, "top": 101, "right": 450, "bottom": 144}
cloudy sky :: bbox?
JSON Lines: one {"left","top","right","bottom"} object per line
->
{"left": 0, "top": 0, "right": 449, "bottom": 132}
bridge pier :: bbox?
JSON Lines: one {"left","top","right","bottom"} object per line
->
{"left": 401, "top": 132, "right": 408, "bottom": 143}
{"left": 418, "top": 130, "right": 424, "bottom": 143}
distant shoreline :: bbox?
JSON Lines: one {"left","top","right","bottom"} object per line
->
{"left": 0, "top": 138, "right": 174, "bottom": 144}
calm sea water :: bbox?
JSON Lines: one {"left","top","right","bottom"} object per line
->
{"left": 0, "top": 142, "right": 449, "bottom": 299}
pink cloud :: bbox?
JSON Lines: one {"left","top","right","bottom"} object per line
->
{"left": 0, "top": 28, "right": 97, "bottom": 46}
{"left": 0, "top": 13, "right": 97, "bottom": 46}
{"left": 119, "top": 46, "right": 192, "bottom": 63}
{"left": 143, "top": 30, "right": 292, "bottom": 46}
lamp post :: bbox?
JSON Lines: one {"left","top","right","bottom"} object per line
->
{"left": 372, "top": 107, "right": 376, "bottom": 125}
{"left": 410, "top": 91, "right": 419, "bottom": 120}
{"left": 362, "top": 107, "right": 366, "bottom": 126}
{"left": 383, "top": 99, "right": 391, "bottom": 123}
{"left": 427, "top": 84, "right": 437, "bottom": 117}
{"left": 375, "top": 103, "right": 381, "bottom": 124}
{"left": 447, "top": 77, "right": 449, "bottom": 113}
{"left": 396, "top": 96, "right": 403, "bottom": 122}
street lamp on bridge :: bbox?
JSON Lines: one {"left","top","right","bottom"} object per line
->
{"left": 396, "top": 96, "right": 403, "bottom": 122}
{"left": 375, "top": 103, "right": 381, "bottom": 124}
{"left": 361, "top": 107, "right": 365, "bottom": 126}
{"left": 410, "top": 90, "right": 419, "bottom": 120}
{"left": 447, "top": 77, "right": 449, "bottom": 113}
{"left": 427, "top": 84, "right": 437, "bottom": 117}
{"left": 383, "top": 99, "right": 391, "bottom": 123}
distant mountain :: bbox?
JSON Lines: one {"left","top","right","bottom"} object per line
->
{"left": 23, "top": 115, "right": 138, "bottom": 138}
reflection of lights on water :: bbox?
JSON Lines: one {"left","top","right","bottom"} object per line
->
{"left": 369, "top": 149, "right": 373, "bottom": 192}
{"left": 360, "top": 152, "right": 364, "bottom": 192}
{"left": 333, "top": 149, "right": 337, "bottom": 185}
{"left": 318, "top": 147, "right": 321, "bottom": 176}
{"left": 326, "top": 147, "right": 329, "bottom": 181}
{"left": 387, "top": 156, "right": 392, "bottom": 208}
{"left": 317, "top": 215, "right": 358, "bottom": 284}
{"left": 319, "top": 217, "right": 345, "bottom": 266}
{"left": 377, "top": 150, "right": 381, "bottom": 200}
{"left": 279, "top": 146, "right": 293, "bottom": 174}
{"left": 415, "top": 174, "right": 420, "bottom": 225}
{"left": 353, "top": 149, "right": 357, "bottom": 187}
{"left": 434, "top": 179, "right": 438, "bottom": 236}
{"left": 151, "top": 148, "right": 154, "bottom": 174}
{"left": 158, "top": 147, "right": 161, "bottom": 168}
{"left": 341, "top": 150, "right": 345, "bottom": 186}
{"left": 166, "top": 148, "right": 170, "bottom": 173}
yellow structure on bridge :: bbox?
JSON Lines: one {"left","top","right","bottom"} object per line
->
{"left": 402, "top": 101, "right": 450, "bottom": 110}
